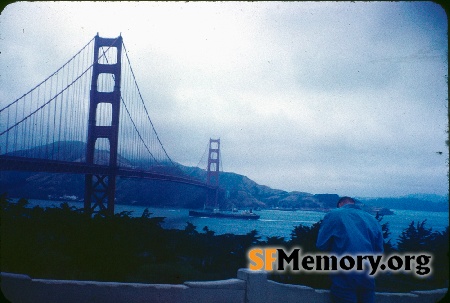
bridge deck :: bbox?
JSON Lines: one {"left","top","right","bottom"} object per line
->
{"left": 0, "top": 156, "right": 210, "bottom": 188}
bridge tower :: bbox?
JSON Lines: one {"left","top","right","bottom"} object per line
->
{"left": 84, "top": 34, "right": 122, "bottom": 215}
{"left": 205, "top": 138, "right": 220, "bottom": 209}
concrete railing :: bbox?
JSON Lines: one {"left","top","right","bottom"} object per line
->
{"left": 1, "top": 270, "right": 447, "bottom": 303}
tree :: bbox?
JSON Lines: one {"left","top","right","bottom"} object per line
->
{"left": 289, "top": 220, "right": 322, "bottom": 252}
{"left": 397, "top": 220, "right": 436, "bottom": 252}
{"left": 375, "top": 212, "right": 395, "bottom": 253}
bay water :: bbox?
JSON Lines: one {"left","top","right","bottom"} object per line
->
{"left": 23, "top": 199, "right": 449, "bottom": 245}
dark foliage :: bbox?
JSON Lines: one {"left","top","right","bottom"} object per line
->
{"left": 397, "top": 220, "right": 436, "bottom": 252}
{"left": 0, "top": 194, "right": 260, "bottom": 283}
{"left": 289, "top": 220, "right": 322, "bottom": 252}
{"left": 0, "top": 194, "right": 448, "bottom": 292}
{"left": 269, "top": 216, "right": 449, "bottom": 292}
{"left": 375, "top": 220, "right": 450, "bottom": 292}
{"left": 376, "top": 212, "right": 395, "bottom": 253}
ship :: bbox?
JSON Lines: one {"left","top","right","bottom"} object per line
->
{"left": 189, "top": 209, "right": 260, "bottom": 220}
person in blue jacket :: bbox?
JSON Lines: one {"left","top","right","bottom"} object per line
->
{"left": 316, "top": 196, "right": 384, "bottom": 303}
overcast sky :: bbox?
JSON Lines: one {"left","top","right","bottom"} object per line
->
{"left": 0, "top": 2, "right": 448, "bottom": 198}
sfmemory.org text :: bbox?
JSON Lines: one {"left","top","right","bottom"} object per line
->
{"left": 247, "top": 247, "right": 432, "bottom": 277}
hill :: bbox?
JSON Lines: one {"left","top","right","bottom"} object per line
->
{"left": 1, "top": 141, "right": 446, "bottom": 213}
{"left": 357, "top": 196, "right": 448, "bottom": 212}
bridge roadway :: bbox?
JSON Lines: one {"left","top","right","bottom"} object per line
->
{"left": 0, "top": 155, "right": 211, "bottom": 188}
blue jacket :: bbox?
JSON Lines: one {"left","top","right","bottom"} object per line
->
{"left": 316, "top": 204, "right": 384, "bottom": 292}
{"left": 316, "top": 204, "right": 384, "bottom": 255}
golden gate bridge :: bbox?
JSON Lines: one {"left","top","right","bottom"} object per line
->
{"left": 0, "top": 34, "right": 221, "bottom": 215}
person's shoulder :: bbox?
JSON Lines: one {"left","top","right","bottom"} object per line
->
{"left": 323, "top": 208, "right": 345, "bottom": 220}
{"left": 326, "top": 208, "right": 340, "bottom": 214}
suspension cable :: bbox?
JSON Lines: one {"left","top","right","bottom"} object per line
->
{"left": 195, "top": 142, "right": 209, "bottom": 169}
{"left": 120, "top": 96, "right": 158, "bottom": 163}
{"left": 0, "top": 38, "right": 117, "bottom": 136}
{"left": 122, "top": 42, "right": 177, "bottom": 167}
{"left": 97, "top": 38, "right": 159, "bottom": 164}
{"left": 0, "top": 64, "right": 94, "bottom": 136}
{"left": 0, "top": 37, "right": 95, "bottom": 113}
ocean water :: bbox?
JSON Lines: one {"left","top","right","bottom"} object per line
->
{"left": 23, "top": 199, "right": 449, "bottom": 245}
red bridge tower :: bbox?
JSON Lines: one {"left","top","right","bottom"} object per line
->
{"left": 84, "top": 34, "right": 122, "bottom": 215}
{"left": 206, "top": 138, "right": 220, "bottom": 209}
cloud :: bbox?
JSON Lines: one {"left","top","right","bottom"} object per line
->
{"left": 0, "top": 1, "right": 447, "bottom": 197}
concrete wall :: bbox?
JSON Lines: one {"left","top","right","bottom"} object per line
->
{"left": 1, "top": 270, "right": 447, "bottom": 303}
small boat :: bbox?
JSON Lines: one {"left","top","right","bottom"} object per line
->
{"left": 189, "top": 209, "right": 260, "bottom": 220}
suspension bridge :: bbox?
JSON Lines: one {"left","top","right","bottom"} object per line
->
{"left": 0, "top": 34, "right": 221, "bottom": 215}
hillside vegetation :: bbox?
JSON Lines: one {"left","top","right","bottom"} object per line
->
{"left": 1, "top": 141, "right": 447, "bottom": 213}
